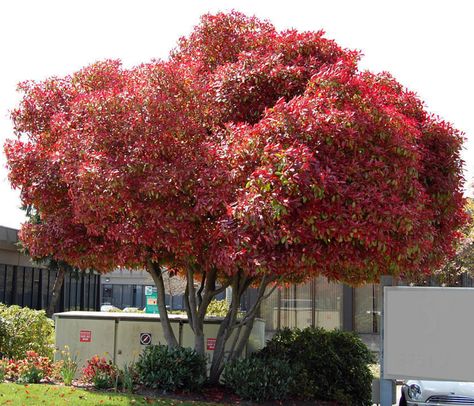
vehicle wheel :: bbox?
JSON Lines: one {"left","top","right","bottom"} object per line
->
{"left": 399, "top": 392, "right": 407, "bottom": 406}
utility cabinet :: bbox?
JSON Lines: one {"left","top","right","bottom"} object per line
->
{"left": 54, "top": 311, "right": 265, "bottom": 374}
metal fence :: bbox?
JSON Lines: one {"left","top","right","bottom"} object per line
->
{"left": 0, "top": 263, "right": 100, "bottom": 312}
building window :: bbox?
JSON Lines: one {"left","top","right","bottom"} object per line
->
{"left": 259, "top": 287, "right": 280, "bottom": 332}
{"left": 295, "top": 281, "right": 312, "bottom": 329}
{"left": 314, "top": 276, "right": 342, "bottom": 330}
{"left": 102, "top": 284, "right": 113, "bottom": 305}
{"left": 354, "top": 283, "right": 381, "bottom": 334}
{"left": 260, "top": 276, "right": 343, "bottom": 333}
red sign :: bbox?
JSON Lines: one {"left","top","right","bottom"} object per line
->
{"left": 80, "top": 330, "right": 92, "bottom": 342}
{"left": 207, "top": 338, "right": 216, "bottom": 351}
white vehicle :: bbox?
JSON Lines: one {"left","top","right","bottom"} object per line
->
{"left": 100, "top": 304, "right": 120, "bottom": 312}
{"left": 122, "top": 307, "right": 142, "bottom": 313}
{"left": 400, "top": 380, "right": 474, "bottom": 405}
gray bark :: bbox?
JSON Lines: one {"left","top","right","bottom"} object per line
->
{"left": 209, "top": 274, "right": 277, "bottom": 383}
{"left": 46, "top": 266, "right": 66, "bottom": 317}
{"left": 147, "top": 260, "right": 179, "bottom": 348}
{"left": 209, "top": 272, "right": 246, "bottom": 383}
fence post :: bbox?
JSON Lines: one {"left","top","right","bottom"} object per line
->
{"left": 380, "top": 275, "right": 394, "bottom": 406}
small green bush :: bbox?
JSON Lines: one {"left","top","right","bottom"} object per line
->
{"left": 223, "top": 357, "right": 295, "bottom": 402}
{"left": 136, "top": 345, "right": 206, "bottom": 392}
{"left": 206, "top": 299, "right": 229, "bottom": 317}
{"left": 0, "top": 304, "right": 54, "bottom": 359}
{"left": 257, "top": 327, "right": 375, "bottom": 405}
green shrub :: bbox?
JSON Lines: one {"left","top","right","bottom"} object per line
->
{"left": 136, "top": 345, "right": 206, "bottom": 392}
{"left": 257, "top": 327, "right": 375, "bottom": 405}
{"left": 223, "top": 357, "right": 295, "bottom": 402}
{"left": 0, "top": 304, "right": 54, "bottom": 359}
{"left": 206, "top": 299, "right": 229, "bottom": 317}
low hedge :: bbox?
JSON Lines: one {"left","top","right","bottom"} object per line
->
{"left": 224, "top": 327, "right": 375, "bottom": 405}
{"left": 136, "top": 345, "right": 206, "bottom": 392}
{"left": 223, "top": 357, "right": 295, "bottom": 402}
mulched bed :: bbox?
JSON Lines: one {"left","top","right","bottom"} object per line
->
{"left": 73, "top": 381, "right": 341, "bottom": 405}
{"left": 133, "top": 383, "right": 341, "bottom": 405}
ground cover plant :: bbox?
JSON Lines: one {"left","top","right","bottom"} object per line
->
{"left": 82, "top": 355, "right": 118, "bottom": 390}
{"left": 5, "top": 11, "right": 466, "bottom": 382}
{"left": 0, "top": 351, "right": 53, "bottom": 384}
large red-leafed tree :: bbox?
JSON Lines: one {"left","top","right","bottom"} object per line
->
{"left": 4, "top": 12, "right": 466, "bottom": 380}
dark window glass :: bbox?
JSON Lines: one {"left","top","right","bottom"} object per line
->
{"left": 102, "top": 284, "right": 113, "bottom": 305}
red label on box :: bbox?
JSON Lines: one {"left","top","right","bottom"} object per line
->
{"left": 207, "top": 338, "right": 216, "bottom": 351}
{"left": 80, "top": 330, "right": 92, "bottom": 342}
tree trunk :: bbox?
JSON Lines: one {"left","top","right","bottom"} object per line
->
{"left": 183, "top": 267, "right": 232, "bottom": 357}
{"left": 209, "top": 273, "right": 245, "bottom": 383}
{"left": 46, "top": 266, "right": 66, "bottom": 317}
{"left": 209, "top": 306, "right": 240, "bottom": 382}
{"left": 208, "top": 275, "right": 276, "bottom": 383}
{"left": 147, "top": 260, "right": 179, "bottom": 348}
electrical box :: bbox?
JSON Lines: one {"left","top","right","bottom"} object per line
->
{"left": 54, "top": 311, "right": 265, "bottom": 375}
{"left": 55, "top": 313, "right": 116, "bottom": 370}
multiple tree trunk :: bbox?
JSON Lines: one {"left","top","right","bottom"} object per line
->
{"left": 146, "top": 260, "right": 277, "bottom": 382}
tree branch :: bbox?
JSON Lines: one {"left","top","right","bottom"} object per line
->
{"left": 196, "top": 271, "right": 206, "bottom": 309}
{"left": 234, "top": 276, "right": 278, "bottom": 328}
{"left": 186, "top": 267, "right": 199, "bottom": 333}
{"left": 208, "top": 278, "right": 232, "bottom": 298}
{"left": 183, "top": 283, "right": 193, "bottom": 327}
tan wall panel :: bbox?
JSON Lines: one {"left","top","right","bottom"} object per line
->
{"left": 114, "top": 320, "right": 180, "bottom": 367}
{"left": 55, "top": 317, "right": 116, "bottom": 376}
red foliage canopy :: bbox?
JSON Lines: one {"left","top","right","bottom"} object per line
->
{"left": 5, "top": 12, "right": 466, "bottom": 284}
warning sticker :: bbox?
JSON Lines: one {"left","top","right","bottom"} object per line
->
{"left": 80, "top": 330, "right": 92, "bottom": 342}
{"left": 207, "top": 338, "right": 216, "bottom": 351}
{"left": 140, "top": 333, "right": 152, "bottom": 345}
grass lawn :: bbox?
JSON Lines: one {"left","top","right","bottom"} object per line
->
{"left": 0, "top": 383, "right": 221, "bottom": 406}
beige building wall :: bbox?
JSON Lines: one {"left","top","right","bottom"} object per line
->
{"left": 102, "top": 268, "right": 154, "bottom": 286}
{"left": 0, "top": 226, "right": 44, "bottom": 268}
